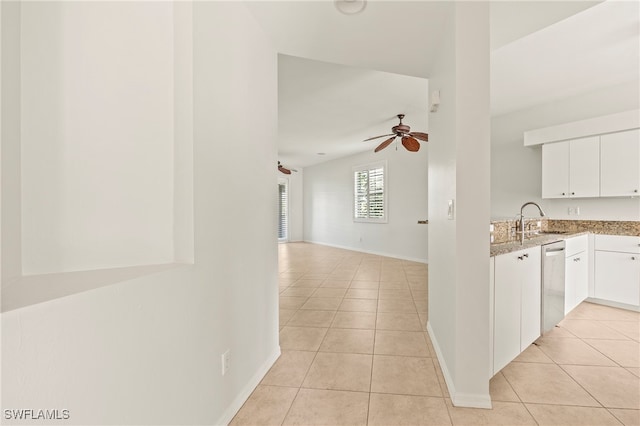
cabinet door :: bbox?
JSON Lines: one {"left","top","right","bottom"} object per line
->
{"left": 569, "top": 137, "right": 600, "bottom": 198}
{"left": 494, "top": 252, "right": 522, "bottom": 374}
{"left": 520, "top": 248, "right": 541, "bottom": 351}
{"left": 565, "top": 252, "right": 588, "bottom": 314}
{"left": 542, "top": 142, "right": 570, "bottom": 199}
{"left": 594, "top": 251, "right": 640, "bottom": 306}
{"left": 600, "top": 129, "right": 640, "bottom": 197}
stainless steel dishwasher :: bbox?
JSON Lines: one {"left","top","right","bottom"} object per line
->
{"left": 541, "top": 240, "right": 566, "bottom": 334}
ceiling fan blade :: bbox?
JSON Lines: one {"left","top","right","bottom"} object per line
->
{"left": 409, "top": 132, "right": 428, "bottom": 142}
{"left": 374, "top": 136, "right": 396, "bottom": 153}
{"left": 278, "top": 166, "right": 292, "bottom": 175}
{"left": 401, "top": 136, "right": 420, "bottom": 152}
{"left": 364, "top": 133, "right": 395, "bottom": 142}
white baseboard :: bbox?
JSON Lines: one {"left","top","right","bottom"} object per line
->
{"left": 427, "top": 322, "right": 492, "bottom": 409}
{"left": 215, "top": 346, "right": 282, "bottom": 426}
{"left": 303, "top": 240, "right": 428, "bottom": 264}
{"left": 451, "top": 392, "right": 493, "bottom": 409}
{"left": 585, "top": 298, "right": 640, "bottom": 312}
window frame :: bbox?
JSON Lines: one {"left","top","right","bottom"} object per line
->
{"left": 353, "top": 160, "right": 388, "bottom": 224}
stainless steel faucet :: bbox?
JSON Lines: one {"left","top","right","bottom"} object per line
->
{"left": 518, "top": 201, "right": 546, "bottom": 244}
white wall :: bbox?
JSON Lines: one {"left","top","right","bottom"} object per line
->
{"left": 492, "top": 80, "right": 640, "bottom": 221}
{"left": 1, "top": 1, "right": 21, "bottom": 285}
{"left": 20, "top": 2, "right": 176, "bottom": 275}
{"left": 427, "top": 2, "right": 492, "bottom": 408}
{"left": 303, "top": 141, "right": 429, "bottom": 262}
{"left": 284, "top": 168, "right": 304, "bottom": 242}
{"left": 2, "top": 2, "right": 279, "bottom": 425}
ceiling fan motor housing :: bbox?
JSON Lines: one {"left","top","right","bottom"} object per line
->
{"left": 392, "top": 124, "right": 411, "bottom": 135}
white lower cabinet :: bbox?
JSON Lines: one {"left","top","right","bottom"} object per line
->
{"left": 594, "top": 235, "right": 640, "bottom": 307}
{"left": 565, "top": 253, "right": 588, "bottom": 314}
{"left": 493, "top": 247, "right": 541, "bottom": 375}
{"left": 595, "top": 251, "right": 640, "bottom": 306}
{"left": 564, "top": 235, "right": 589, "bottom": 314}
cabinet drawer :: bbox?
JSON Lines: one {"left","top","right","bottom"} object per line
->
{"left": 565, "top": 235, "right": 588, "bottom": 257}
{"left": 594, "top": 235, "right": 640, "bottom": 253}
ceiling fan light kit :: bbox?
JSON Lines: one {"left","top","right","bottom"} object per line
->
{"left": 364, "top": 114, "right": 428, "bottom": 153}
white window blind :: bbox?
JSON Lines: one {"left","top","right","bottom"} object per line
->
{"left": 278, "top": 182, "right": 288, "bottom": 240}
{"left": 354, "top": 162, "right": 386, "bottom": 223}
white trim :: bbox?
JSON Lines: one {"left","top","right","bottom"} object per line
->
{"left": 303, "top": 239, "right": 427, "bottom": 264}
{"left": 215, "top": 346, "right": 282, "bottom": 426}
{"left": 524, "top": 109, "right": 640, "bottom": 146}
{"left": 427, "top": 322, "right": 493, "bottom": 409}
{"left": 585, "top": 297, "right": 640, "bottom": 312}
{"left": 353, "top": 160, "right": 388, "bottom": 224}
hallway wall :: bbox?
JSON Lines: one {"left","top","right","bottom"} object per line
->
{"left": 1, "top": 3, "right": 280, "bottom": 424}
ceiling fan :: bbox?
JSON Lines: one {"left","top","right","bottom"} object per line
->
{"left": 364, "top": 114, "right": 428, "bottom": 153}
{"left": 278, "top": 161, "right": 298, "bottom": 175}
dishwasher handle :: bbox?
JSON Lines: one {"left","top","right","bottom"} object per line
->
{"left": 544, "top": 247, "right": 565, "bottom": 256}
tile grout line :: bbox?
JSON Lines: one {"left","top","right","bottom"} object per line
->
{"left": 279, "top": 253, "right": 359, "bottom": 425}
{"left": 365, "top": 278, "right": 379, "bottom": 426}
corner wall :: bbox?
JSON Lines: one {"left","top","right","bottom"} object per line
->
{"left": 491, "top": 80, "right": 640, "bottom": 221}
{"left": 427, "top": 1, "right": 492, "bottom": 408}
{"left": 303, "top": 141, "right": 429, "bottom": 263}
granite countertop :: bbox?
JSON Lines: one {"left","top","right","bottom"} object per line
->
{"left": 489, "top": 219, "right": 639, "bottom": 257}
{"left": 490, "top": 231, "right": 590, "bottom": 257}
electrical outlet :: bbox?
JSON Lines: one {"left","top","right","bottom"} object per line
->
{"left": 567, "top": 207, "right": 573, "bottom": 215}
{"left": 575, "top": 207, "right": 580, "bottom": 215}
{"left": 221, "top": 350, "right": 230, "bottom": 376}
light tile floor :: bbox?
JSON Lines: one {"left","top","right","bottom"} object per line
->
{"left": 231, "top": 242, "right": 640, "bottom": 426}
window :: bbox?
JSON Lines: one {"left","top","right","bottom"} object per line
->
{"left": 354, "top": 161, "right": 387, "bottom": 223}
{"left": 278, "top": 180, "right": 289, "bottom": 241}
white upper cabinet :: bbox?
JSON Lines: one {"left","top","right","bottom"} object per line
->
{"left": 600, "top": 129, "right": 640, "bottom": 197}
{"left": 542, "top": 137, "right": 599, "bottom": 199}
{"left": 569, "top": 137, "right": 600, "bottom": 198}
{"left": 542, "top": 142, "right": 569, "bottom": 198}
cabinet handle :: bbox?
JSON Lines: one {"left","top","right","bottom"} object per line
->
{"left": 634, "top": 189, "right": 638, "bottom": 193}
{"left": 517, "top": 255, "right": 523, "bottom": 260}
{"left": 571, "top": 192, "right": 575, "bottom": 195}
{"left": 523, "top": 253, "right": 529, "bottom": 258}
{"left": 574, "top": 257, "right": 580, "bottom": 262}
{"left": 562, "top": 192, "right": 566, "bottom": 196}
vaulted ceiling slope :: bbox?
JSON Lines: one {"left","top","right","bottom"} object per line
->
{"left": 491, "top": 0, "right": 639, "bottom": 116}
{"left": 278, "top": 54, "right": 428, "bottom": 168}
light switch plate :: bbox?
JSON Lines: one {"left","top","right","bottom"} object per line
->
{"left": 447, "top": 200, "right": 455, "bottom": 220}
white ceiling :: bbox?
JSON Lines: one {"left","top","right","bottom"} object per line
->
{"left": 491, "top": 0, "right": 639, "bottom": 116}
{"left": 245, "top": 1, "right": 639, "bottom": 168}
{"left": 246, "top": 1, "right": 451, "bottom": 79}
